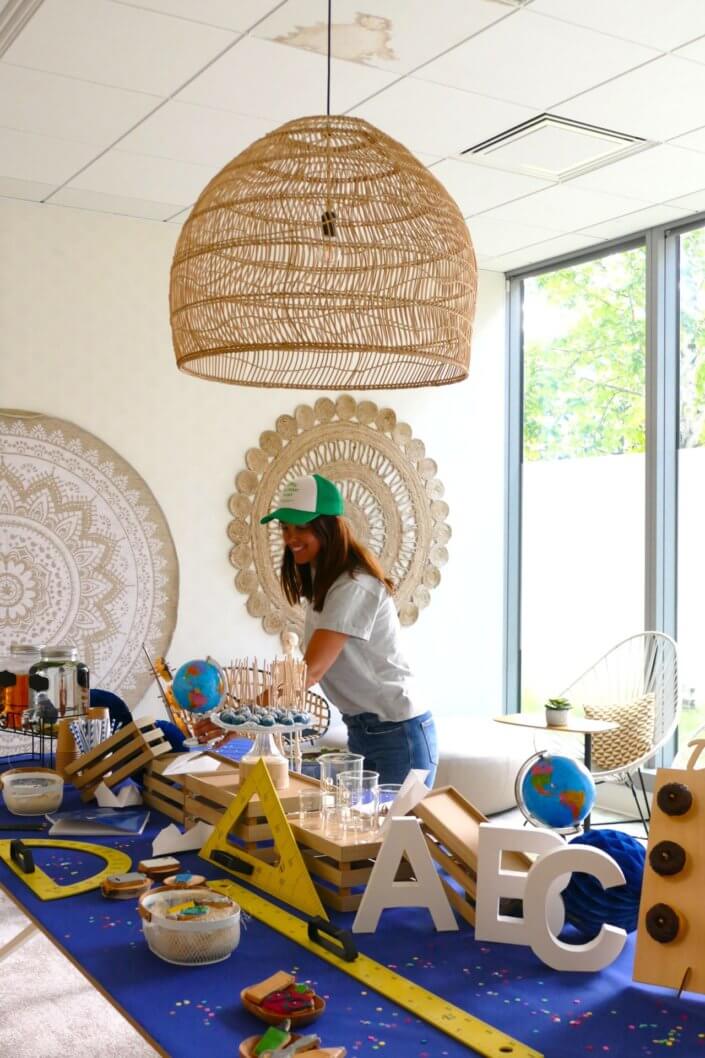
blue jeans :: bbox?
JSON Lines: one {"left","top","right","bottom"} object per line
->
{"left": 343, "top": 711, "right": 438, "bottom": 786}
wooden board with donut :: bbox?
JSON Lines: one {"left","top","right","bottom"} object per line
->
{"left": 633, "top": 757, "right": 705, "bottom": 995}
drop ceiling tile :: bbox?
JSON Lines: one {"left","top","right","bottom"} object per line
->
{"left": 481, "top": 232, "right": 602, "bottom": 273}
{"left": 572, "top": 144, "right": 705, "bottom": 203}
{"left": 479, "top": 183, "right": 651, "bottom": 231}
{"left": 179, "top": 34, "right": 396, "bottom": 122}
{"left": 465, "top": 214, "right": 562, "bottom": 258}
{"left": 670, "top": 125, "right": 705, "bottom": 153}
{"left": 110, "top": 0, "right": 282, "bottom": 32}
{"left": 676, "top": 35, "right": 705, "bottom": 65}
{"left": 417, "top": 11, "right": 656, "bottom": 111}
{"left": 118, "top": 102, "right": 274, "bottom": 168}
{"left": 555, "top": 55, "right": 705, "bottom": 141}
{"left": 0, "top": 175, "right": 57, "bottom": 202}
{"left": 66, "top": 149, "right": 216, "bottom": 204}
{"left": 48, "top": 186, "right": 184, "bottom": 219}
{"left": 579, "top": 204, "right": 691, "bottom": 240}
{"left": 475, "top": 257, "right": 503, "bottom": 274}
{"left": 165, "top": 205, "right": 191, "bottom": 224}
{"left": 532, "top": 0, "right": 705, "bottom": 52}
{"left": 666, "top": 189, "right": 705, "bottom": 214}
{"left": 0, "top": 63, "right": 160, "bottom": 146}
{"left": 430, "top": 158, "right": 552, "bottom": 216}
{"left": 0, "top": 127, "right": 101, "bottom": 183}
{"left": 351, "top": 78, "right": 537, "bottom": 157}
{"left": 3, "top": 0, "right": 237, "bottom": 96}
{"left": 415, "top": 152, "right": 443, "bottom": 168}
{"left": 253, "top": 0, "right": 507, "bottom": 75}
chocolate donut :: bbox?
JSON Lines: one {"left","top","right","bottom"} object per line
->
{"left": 657, "top": 782, "right": 692, "bottom": 817}
{"left": 649, "top": 840, "right": 686, "bottom": 877}
{"left": 645, "top": 902, "right": 681, "bottom": 943}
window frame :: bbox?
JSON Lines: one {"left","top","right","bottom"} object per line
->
{"left": 503, "top": 210, "right": 705, "bottom": 763}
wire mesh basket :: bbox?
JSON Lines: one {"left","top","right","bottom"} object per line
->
{"left": 138, "top": 887, "right": 241, "bottom": 966}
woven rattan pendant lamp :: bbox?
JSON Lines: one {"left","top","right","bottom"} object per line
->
{"left": 169, "top": 5, "right": 477, "bottom": 390}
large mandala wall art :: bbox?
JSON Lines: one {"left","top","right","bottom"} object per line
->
{"left": 0, "top": 410, "right": 179, "bottom": 708}
{"left": 227, "top": 395, "right": 451, "bottom": 642}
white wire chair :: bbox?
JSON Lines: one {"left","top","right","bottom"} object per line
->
{"left": 558, "top": 631, "right": 679, "bottom": 833}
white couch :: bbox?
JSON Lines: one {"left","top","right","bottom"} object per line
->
{"left": 316, "top": 709, "right": 540, "bottom": 817}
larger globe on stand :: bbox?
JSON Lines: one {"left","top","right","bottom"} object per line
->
{"left": 172, "top": 658, "right": 226, "bottom": 715}
{"left": 516, "top": 752, "right": 596, "bottom": 831}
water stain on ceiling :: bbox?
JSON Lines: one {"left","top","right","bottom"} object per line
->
{"left": 274, "top": 12, "right": 397, "bottom": 65}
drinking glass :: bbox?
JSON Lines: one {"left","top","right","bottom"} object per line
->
{"left": 298, "top": 788, "right": 323, "bottom": 829}
{"left": 337, "top": 769, "right": 379, "bottom": 836}
{"left": 376, "top": 782, "right": 403, "bottom": 830}
{"left": 318, "top": 752, "right": 364, "bottom": 828}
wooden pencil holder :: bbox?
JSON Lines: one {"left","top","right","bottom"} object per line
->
{"left": 64, "top": 717, "right": 171, "bottom": 801}
{"left": 55, "top": 717, "right": 78, "bottom": 778}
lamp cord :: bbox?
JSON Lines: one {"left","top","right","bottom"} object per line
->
{"left": 326, "top": 0, "right": 332, "bottom": 116}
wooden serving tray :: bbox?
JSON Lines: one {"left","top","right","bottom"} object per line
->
{"left": 413, "top": 786, "right": 531, "bottom": 926}
{"left": 414, "top": 786, "right": 530, "bottom": 875}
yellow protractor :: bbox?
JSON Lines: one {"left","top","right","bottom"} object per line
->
{"left": 208, "top": 878, "right": 542, "bottom": 1058}
{"left": 0, "top": 839, "right": 132, "bottom": 900}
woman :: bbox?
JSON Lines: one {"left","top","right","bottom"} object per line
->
{"left": 261, "top": 473, "right": 438, "bottom": 786}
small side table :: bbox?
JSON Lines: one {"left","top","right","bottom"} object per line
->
{"left": 493, "top": 713, "right": 619, "bottom": 830}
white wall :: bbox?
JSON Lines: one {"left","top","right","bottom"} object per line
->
{"left": 0, "top": 197, "right": 506, "bottom": 719}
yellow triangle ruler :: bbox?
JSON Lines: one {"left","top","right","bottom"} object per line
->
{"left": 208, "top": 877, "right": 541, "bottom": 1058}
{"left": 0, "top": 839, "right": 132, "bottom": 900}
{"left": 200, "top": 758, "right": 327, "bottom": 920}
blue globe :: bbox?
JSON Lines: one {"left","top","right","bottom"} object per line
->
{"left": 172, "top": 658, "right": 225, "bottom": 715}
{"left": 518, "top": 753, "right": 596, "bottom": 830}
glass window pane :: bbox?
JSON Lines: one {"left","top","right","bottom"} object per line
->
{"left": 677, "top": 226, "right": 705, "bottom": 749}
{"left": 521, "top": 247, "right": 646, "bottom": 714}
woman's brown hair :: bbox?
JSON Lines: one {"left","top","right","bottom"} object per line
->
{"left": 281, "top": 516, "right": 394, "bottom": 611}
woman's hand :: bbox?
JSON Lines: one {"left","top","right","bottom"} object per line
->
{"left": 192, "top": 716, "right": 232, "bottom": 746}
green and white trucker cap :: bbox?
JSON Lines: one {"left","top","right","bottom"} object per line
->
{"left": 260, "top": 474, "right": 344, "bottom": 525}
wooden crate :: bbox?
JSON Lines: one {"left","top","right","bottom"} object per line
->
{"left": 414, "top": 786, "right": 532, "bottom": 927}
{"left": 291, "top": 820, "right": 382, "bottom": 912}
{"left": 182, "top": 764, "right": 384, "bottom": 910}
{"left": 64, "top": 717, "right": 171, "bottom": 801}
{"left": 184, "top": 768, "right": 315, "bottom": 845}
{"left": 142, "top": 752, "right": 238, "bottom": 823}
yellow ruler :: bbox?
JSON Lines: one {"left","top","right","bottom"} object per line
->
{"left": 200, "top": 758, "right": 327, "bottom": 920}
{"left": 0, "top": 839, "right": 132, "bottom": 900}
{"left": 208, "top": 878, "right": 542, "bottom": 1058}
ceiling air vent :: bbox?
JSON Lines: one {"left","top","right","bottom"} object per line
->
{"left": 462, "top": 114, "right": 649, "bottom": 181}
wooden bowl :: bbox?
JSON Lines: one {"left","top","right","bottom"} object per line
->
{"left": 240, "top": 988, "right": 325, "bottom": 1027}
{"left": 239, "top": 1034, "right": 302, "bottom": 1058}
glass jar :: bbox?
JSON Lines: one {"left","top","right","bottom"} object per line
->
{"left": 29, "top": 645, "right": 90, "bottom": 720}
{"left": 0, "top": 644, "right": 43, "bottom": 730}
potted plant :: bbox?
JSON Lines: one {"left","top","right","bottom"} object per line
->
{"left": 544, "top": 697, "right": 572, "bottom": 728}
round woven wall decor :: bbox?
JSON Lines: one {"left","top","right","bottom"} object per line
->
{"left": 227, "top": 395, "right": 450, "bottom": 642}
{"left": 171, "top": 114, "right": 477, "bottom": 390}
{"left": 0, "top": 410, "right": 179, "bottom": 708}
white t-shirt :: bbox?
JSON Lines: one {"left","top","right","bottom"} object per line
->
{"left": 303, "top": 571, "right": 423, "bottom": 722}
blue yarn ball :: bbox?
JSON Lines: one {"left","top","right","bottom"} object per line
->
{"left": 563, "top": 829, "right": 645, "bottom": 938}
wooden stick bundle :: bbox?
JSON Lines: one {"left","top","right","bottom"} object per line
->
{"left": 223, "top": 657, "right": 307, "bottom": 712}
